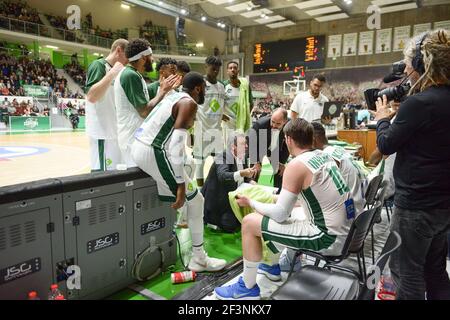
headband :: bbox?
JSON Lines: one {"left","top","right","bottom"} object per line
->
{"left": 128, "top": 47, "right": 153, "bottom": 62}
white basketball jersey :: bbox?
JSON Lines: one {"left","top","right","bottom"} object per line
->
{"left": 134, "top": 91, "right": 192, "bottom": 150}
{"left": 295, "top": 150, "right": 352, "bottom": 237}
{"left": 324, "top": 145, "right": 366, "bottom": 214}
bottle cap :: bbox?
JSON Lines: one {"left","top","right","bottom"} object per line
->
{"left": 28, "top": 291, "right": 37, "bottom": 298}
{"left": 55, "top": 295, "right": 65, "bottom": 300}
{"left": 50, "top": 284, "right": 58, "bottom": 290}
{"left": 116, "top": 164, "right": 127, "bottom": 171}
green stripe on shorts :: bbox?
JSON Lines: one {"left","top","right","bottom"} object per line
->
{"left": 154, "top": 148, "right": 178, "bottom": 198}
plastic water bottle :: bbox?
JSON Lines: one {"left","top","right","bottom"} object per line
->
{"left": 377, "top": 269, "right": 396, "bottom": 300}
{"left": 28, "top": 291, "right": 40, "bottom": 300}
{"left": 48, "top": 284, "right": 64, "bottom": 300}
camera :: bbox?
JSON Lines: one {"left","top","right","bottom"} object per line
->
{"left": 364, "top": 83, "right": 411, "bottom": 111}
{"left": 364, "top": 60, "right": 410, "bottom": 111}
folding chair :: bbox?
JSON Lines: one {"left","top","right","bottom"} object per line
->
{"left": 287, "top": 203, "right": 382, "bottom": 283}
{"left": 271, "top": 231, "right": 401, "bottom": 300}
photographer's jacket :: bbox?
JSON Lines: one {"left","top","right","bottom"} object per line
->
{"left": 376, "top": 85, "right": 450, "bottom": 209}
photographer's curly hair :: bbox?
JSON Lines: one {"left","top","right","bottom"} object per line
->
{"left": 404, "top": 29, "right": 450, "bottom": 95}
{"left": 125, "top": 38, "right": 151, "bottom": 60}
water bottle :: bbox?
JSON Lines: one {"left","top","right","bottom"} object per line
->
{"left": 27, "top": 291, "right": 40, "bottom": 300}
{"left": 48, "top": 284, "right": 64, "bottom": 300}
{"left": 377, "top": 269, "right": 396, "bottom": 300}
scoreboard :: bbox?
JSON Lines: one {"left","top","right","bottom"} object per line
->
{"left": 253, "top": 35, "right": 326, "bottom": 73}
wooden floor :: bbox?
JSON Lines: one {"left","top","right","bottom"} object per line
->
{"left": 0, "top": 131, "right": 215, "bottom": 188}
{"left": 0, "top": 131, "right": 91, "bottom": 187}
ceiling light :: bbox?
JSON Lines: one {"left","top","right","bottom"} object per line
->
{"left": 46, "top": 45, "right": 59, "bottom": 49}
{"left": 201, "top": 16, "right": 207, "bottom": 21}
{"left": 247, "top": 5, "right": 252, "bottom": 11}
{"left": 93, "top": 53, "right": 99, "bottom": 56}
{"left": 181, "top": 9, "right": 187, "bottom": 15}
{"left": 158, "top": 1, "right": 163, "bottom": 4}
{"left": 121, "top": 3, "right": 130, "bottom": 10}
{"left": 217, "top": 22, "right": 221, "bottom": 26}
{"left": 196, "top": 42, "right": 204, "bottom": 48}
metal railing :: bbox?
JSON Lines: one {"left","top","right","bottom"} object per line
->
{"left": 0, "top": 15, "right": 212, "bottom": 56}
{"left": 0, "top": 15, "right": 114, "bottom": 48}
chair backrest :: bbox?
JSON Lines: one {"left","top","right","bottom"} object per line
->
{"left": 365, "top": 175, "right": 383, "bottom": 208}
{"left": 342, "top": 202, "right": 381, "bottom": 255}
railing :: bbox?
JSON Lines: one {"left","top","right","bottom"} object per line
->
{"left": 0, "top": 15, "right": 212, "bottom": 56}
{"left": 0, "top": 15, "right": 113, "bottom": 48}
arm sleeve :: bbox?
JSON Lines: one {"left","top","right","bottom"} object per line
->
{"left": 85, "top": 60, "right": 106, "bottom": 94}
{"left": 167, "top": 129, "right": 187, "bottom": 184}
{"left": 119, "top": 70, "right": 149, "bottom": 111}
{"left": 250, "top": 189, "right": 298, "bottom": 223}
{"left": 377, "top": 96, "right": 427, "bottom": 156}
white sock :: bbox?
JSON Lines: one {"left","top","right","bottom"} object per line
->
{"left": 191, "top": 236, "right": 205, "bottom": 261}
{"left": 243, "top": 259, "right": 259, "bottom": 289}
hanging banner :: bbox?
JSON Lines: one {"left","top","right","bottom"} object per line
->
{"left": 376, "top": 28, "right": 392, "bottom": 54}
{"left": 393, "top": 26, "right": 411, "bottom": 52}
{"left": 434, "top": 20, "right": 450, "bottom": 31}
{"left": 327, "top": 34, "right": 342, "bottom": 58}
{"left": 343, "top": 33, "right": 357, "bottom": 57}
{"left": 359, "top": 31, "right": 374, "bottom": 56}
{"left": 413, "top": 23, "right": 432, "bottom": 36}
{"left": 23, "top": 85, "right": 49, "bottom": 98}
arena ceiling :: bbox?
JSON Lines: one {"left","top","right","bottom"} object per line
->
{"left": 141, "top": 0, "right": 450, "bottom": 29}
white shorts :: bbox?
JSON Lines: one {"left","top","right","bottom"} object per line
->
{"left": 89, "top": 137, "right": 122, "bottom": 171}
{"left": 119, "top": 144, "right": 137, "bottom": 168}
{"left": 260, "top": 212, "right": 343, "bottom": 256}
{"left": 192, "top": 126, "right": 224, "bottom": 160}
{"left": 222, "top": 120, "right": 236, "bottom": 147}
{"left": 131, "top": 139, "right": 198, "bottom": 202}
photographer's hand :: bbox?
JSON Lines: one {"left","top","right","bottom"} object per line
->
{"left": 375, "top": 95, "right": 391, "bottom": 121}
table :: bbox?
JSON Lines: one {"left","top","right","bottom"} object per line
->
{"left": 337, "top": 129, "right": 377, "bottom": 162}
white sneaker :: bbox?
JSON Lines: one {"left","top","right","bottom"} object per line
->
{"left": 188, "top": 254, "right": 227, "bottom": 272}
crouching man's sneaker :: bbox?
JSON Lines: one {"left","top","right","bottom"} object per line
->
{"left": 215, "top": 277, "right": 260, "bottom": 300}
{"left": 257, "top": 263, "right": 282, "bottom": 281}
{"left": 279, "top": 249, "right": 302, "bottom": 273}
{"left": 188, "top": 254, "right": 227, "bottom": 272}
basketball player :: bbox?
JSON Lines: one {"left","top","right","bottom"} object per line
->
{"left": 193, "top": 56, "right": 226, "bottom": 187}
{"left": 148, "top": 57, "right": 178, "bottom": 100}
{"left": 114, "top": 39, "right": 180, "bottom": 167}
{"left": 85, "top": 39, "right": 128, "bottom": 171}
{"left": 131, "top": 72, "right": 227, "bottom": 272}
{"left": 215, "top": 118, "right": 353, "bottom": 299}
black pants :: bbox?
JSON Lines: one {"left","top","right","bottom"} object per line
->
{"left": 389, "top": 206, "right": 450, "bottom": 300}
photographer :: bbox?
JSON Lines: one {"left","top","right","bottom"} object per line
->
{"left": 375, "top": 29, "right": 450, "bottom": 300}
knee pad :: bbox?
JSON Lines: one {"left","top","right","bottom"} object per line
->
{"left": 184, "top": 155, "right": 195, "bottom": 180}
{"left": 186, "top": 191, "right": 204, "bottom": 234}
{"left": 195, "top": 159, "right": 205, "bottom": 180}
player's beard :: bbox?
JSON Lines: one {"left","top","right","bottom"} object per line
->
{"left": 198, "top": 91, "right": 205, "bottom": 105}
{"left": 144, "top": 59, "right": 153, "bottom": 72}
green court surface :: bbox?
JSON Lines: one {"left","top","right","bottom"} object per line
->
{"left": 108, "top": 164, "right": 275, "bottom": 300}
{"left": 108, "top": 228, "right": 243, "bottom": 300}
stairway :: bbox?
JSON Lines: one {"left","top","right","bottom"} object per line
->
{"left": 57, "top": 69, "right": 84, "bottom": 96}
{"left": 38, "top": 13, "right": 64, "bottom": 40}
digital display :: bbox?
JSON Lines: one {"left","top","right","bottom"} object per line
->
{"left": 253, "top": 35, "right": 326, "bottom": 73}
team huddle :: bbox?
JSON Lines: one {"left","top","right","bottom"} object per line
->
{"left": 85, "top": 38, "right": 367, "bottom": 300}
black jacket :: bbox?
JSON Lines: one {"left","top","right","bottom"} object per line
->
{"left": 201, "top": 151, "right": 249, "bottom": 232}
{"left": 250, "top": 115, "right": 289, "bottom": 167}
{"left": 376, "top": 85, "right": 450, "bottom": 209}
